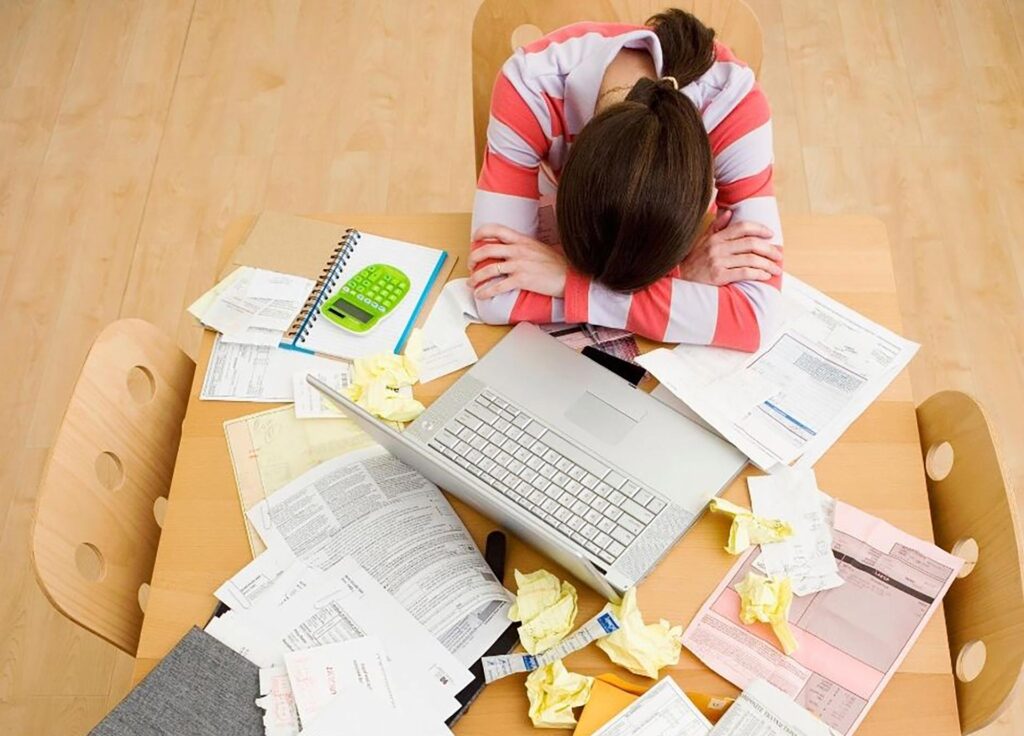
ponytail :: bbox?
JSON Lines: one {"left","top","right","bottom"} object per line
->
{"left": 647, "top": 8, "right": 716, "bottom": 87}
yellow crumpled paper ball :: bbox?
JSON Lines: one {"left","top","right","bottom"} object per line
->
{"left": 708, "top": 497, "right": 793, "bottom": 555}
{"left": 525, "top": 660, "right": 593, "bottom": 729}
{"left": 595, "top": 588, "right": 682, "bottom": 679}
{"left": 345, "top": 330, "right": 425, "bottom": 423}
{"left": 509, "top": 569, "right": 578, "bottom": 654}
{"left": 735, "top": 571, "right": 798, "bottom": 655}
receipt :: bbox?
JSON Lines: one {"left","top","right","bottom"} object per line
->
{"left": 508, "top": 569, "right": 579, "bottom": 654}
{"left": 708, "top": 497, "right": 793, "bottom": 555}
{"left": 419, "top": 279, "right": 481, "bottom": 383}
{"left": 482, "top": 611, "right": 620, "bottom": 683}
{"left": 748, "top": 470, "right": 843, "bottom": 596}
{"left": 735, "top": 572, "right": 797, "bottom": 655}
{"left": 255, "top": 666, "right": 299, "bottom": 736}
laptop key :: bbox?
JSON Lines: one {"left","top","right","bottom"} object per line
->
{"left": 512, "top": 413, "right": 531, "bottom": 429}
{"left": 622, "top": 499, "right": 654, "bottom": 525}
{"left": 581, "top": 473, "right": 599, "bottom": 489}
{"left": 553, "top": 472, "right": 571, "bottom": 488}
{"left": 634, "top": 488, "right": 654, "bottom": 506}
{"left": 567, "top": 516, "right": 585, "bottom": 531}
{"left": 538, "top": 464, "right": 556, "bottom": 480}
{"left": 507, "top": 427, "right": 524, "bottom": 441}
{"left": 623, "top": 482, "right": 642, "bottom": 498}
{"left": 524, "top": 421, "right": 546, "bottom": 438}
{"left": 468, "top": 404, "right": 499, "bottom": 424}
{"left": 571, "top": 500, "right": 589, "bottom": 516}
{"left": 578, "top": 488, "right": 596, "bottom": 504}
{"left": 605, "top": 507, "right": 623, "bottom": 522}
{"left": 541, "top": 498, "right": 559, "bottom": 514}
{"left": 611, "top": 527, "right": 635, "bottom": 546}
{"left": 604, "top": 471, "right": 626, "bottom": 489}
{"left": 607, "top": 540, "right": 625, "bottom": 558}
{"left": 594, "top": 482, "right": 613, "bottom": 498}
{"left": 597, "top": 517, "right": 616, "bottom": 534}
{"left": 592, "top": 498, "right": 609, "bottom": 513}
{"left": 619, "top": 514, "right": 644, "bottom": 535}
{"left": 540, "top": 431, "right": 610, "bottom": 478}
{"left": 554, "top": 506, "right": 572, "bottom": 522}
{"left": 458, "top": 414, "right": 483, "bottom": 431}
{"left": 647, "top": 497, "right": 667, "bottom": 514}
{"left": 584, "top": 509, "right": 602, "bottom": 525}
{"left": 595, "top": 531, "right": 613, "bottom": 549}
{"left": 437, "top": 431, "right": 459, "bottom": 448}
{"left": 608, "top": 490, "right": 627, "bottom": 506}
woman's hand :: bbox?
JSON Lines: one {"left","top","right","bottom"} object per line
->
{"left": 679, "top": 209, "right": 782, "bottom": 285}
{"left": 468, "top": 224, "right": 568, "bottom": 299}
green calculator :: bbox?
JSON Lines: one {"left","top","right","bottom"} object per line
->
{"left": 320, "top": 263, "right": 410, "bottom": 334}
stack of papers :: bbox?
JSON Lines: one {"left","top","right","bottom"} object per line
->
{"left": 681, "top": 500, "right": 963, "bottom": 735}
{"left": 638, "top": 276, "right": 918, "bottom": 470}
{"left": 189, "top": 266, "right": 314, "bottom": 347}
{"left": 207, "top": 554, "right": 465, "bottom": 734}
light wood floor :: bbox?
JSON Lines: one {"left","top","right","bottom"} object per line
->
{"left": 1, "top": 1, "right": 1022, "bottom": 733}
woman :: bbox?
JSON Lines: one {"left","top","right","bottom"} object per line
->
{"left": 469, "top": 9, "right": 783, "bottom": 352}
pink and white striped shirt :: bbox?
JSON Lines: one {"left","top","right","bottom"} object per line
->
{"left": 471, "top": 22, "right": 783, "bottom": 352}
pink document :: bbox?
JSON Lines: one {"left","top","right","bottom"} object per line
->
{"left": 682, "top": 502, "right": 963, "bottom": 735}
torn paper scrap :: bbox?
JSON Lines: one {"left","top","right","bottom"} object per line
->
{"left": 747, "top": 470, "right": 843, "bottom": 596}
{"left": 508, "top": 569, "right": 579, "bottom": 654}
{"left": 256, "top": 666, "right": 299, "bottom": 736}
{"left": 525, "top": 660, "right": 594, "bottom": 729}
{"left": 708, "top": 497, "right": 793, "bottom": 555}
{"left": 735, "top": 572, "right": 797, "bottom": 655}
{"left": 482, "top": 611, "right": 620, "bottom": 683}
{"left": 292, "top": 367, "right": 353, "bottom": 419}
{"left": 595, "top": 588, "right": 683, "bottom": 679}
{"left": 346, "top": 329, "right": 425, "bottom": 422}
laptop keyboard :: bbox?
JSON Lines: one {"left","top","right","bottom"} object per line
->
{"left": 427, "top": 389, "right": 668, "bottom": 565}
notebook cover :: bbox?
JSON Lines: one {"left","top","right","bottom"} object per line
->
{"left": 90, "top": 627, "right": 262, "bottom": 736}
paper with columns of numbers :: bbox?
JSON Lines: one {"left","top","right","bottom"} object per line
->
{"left": 682, "top": 501, "right": 962, "bottom": 735}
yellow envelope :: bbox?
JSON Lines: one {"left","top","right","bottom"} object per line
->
{"left": 509, "top": 569, "right": 578, "bottom": 654}
{"left": 708, "top": 497, "right": 793, "bottom": 555}
{"left": 573, "top": 674, "right": 734, "bottom": 736}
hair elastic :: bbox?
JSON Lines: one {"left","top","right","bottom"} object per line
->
{"left": 659, "top": 75, "right": 679, "bottom": 90}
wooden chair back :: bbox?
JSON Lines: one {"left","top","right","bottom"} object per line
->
{"left": 472, "top": 0, "right": 764, "bottom": 173}
{"left": 31, "top": 319, "right": 194, "bottom": 654}
{"left": 917, "top": 391, "right": 1024, "bottom": 734}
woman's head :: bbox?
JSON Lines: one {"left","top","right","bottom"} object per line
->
{"left": 556, "top": 10, "right": 716, "bottom": 292}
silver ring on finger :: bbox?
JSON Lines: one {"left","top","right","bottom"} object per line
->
{"left": 496, "top": 263, "right": 503, "bottom": 276}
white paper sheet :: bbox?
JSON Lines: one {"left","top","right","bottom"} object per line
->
{"left": 200, "top": 337, "right": 346, "bottom": 402}
{"left": 592, "top": 677, "right": 712, "bottom": 736}
{"left": 747, "top": 469, "right": 843, "bottom": 596}
{"left": 247, "top": 447, "right": 514, "bottom": 667}
{"left": 292, "top": 368, "right": 354, "bottom": 418}
{"left": 256, "top": 665, "right": 300, "bottom": 736}
{"left": 298, "top": 688, "right": 455, "bottom": 736}
{"left": 637, "top": 276, "right": 919, "bottom": 470}
{"left": 213, "top": 544, "right": 295, "bottom": 610}
{"left": 711, "top": 679, "right": 834, "bottom": 736}
{"left": 419, "top": 278, "right": 481, "bottom": 383}
{"left": 189, "top": 266, "right": 314, "bottom": 342}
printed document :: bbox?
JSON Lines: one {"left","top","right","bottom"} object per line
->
{"left": 712, "top": 679, "right": 833, "bottom": 736}
{"left": 247, "top": 447, "right": 515, "bottom": 667}
{"left": 291, "top": 368, "right": 353, "bottom": 419}
{"left": 207, "top": 556, "right": 469, "bottom": 720}
{"left": 200, "top": 337, "right": 344, "bottom": 402}
{"left": 419, "top": 278, "right": 481, "bottom": 383}
{"left": 637, "top": 276, "right": 918, "bottom": 470}
{"left": 188, "top": 266, "right": 313, "bottom": 343}
{"left": 591, "top": 677, "right": 712, "bottom": 736}
{"left": 748, "top": 470, "right": 843, "bottom": 596}
{"left": 682, "top": 502, "right": 963, "bottom": 735}
{"left": 223, "top": 406, "right": 376, "bottom": 555}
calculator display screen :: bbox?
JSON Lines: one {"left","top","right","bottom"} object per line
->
{"left": 329, "top": 298, "right": 374, "bottom": 323}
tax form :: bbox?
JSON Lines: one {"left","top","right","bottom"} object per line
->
{"left": 591, "top": 677, "right": 712, "bottom": 736}
{"left": 247, "top": 447, "right": 515, "bottom": 667}
{"left": 200, "top": 337, "right": 345, "bottom": 402}
{"left": 682, "top": 502, "right": 963, "bottom": 735}
{"left": 637, "top": 276, "right": 918, "bottom": 470}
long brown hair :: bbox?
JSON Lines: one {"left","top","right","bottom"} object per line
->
{"left": 556, "top": 9, "right": 715, "bottom": 292}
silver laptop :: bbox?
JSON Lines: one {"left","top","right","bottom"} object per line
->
{"left": 309, "top": 322, "right": 746, "bottom": 600}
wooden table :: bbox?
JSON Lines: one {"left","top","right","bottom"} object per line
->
{"left": 132, "top": 213, "right": 961, "bottom": 735}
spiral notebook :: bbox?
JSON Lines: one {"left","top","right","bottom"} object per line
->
{"left": 221, "top": 212, "right": 452, "bottom": 359}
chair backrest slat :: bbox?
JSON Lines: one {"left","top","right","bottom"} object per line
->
{"left": 31, "top": 319, "right": 194, "bottom": 654}
{"left": 917, "top": 390, "right": 1024, "bottom": 734}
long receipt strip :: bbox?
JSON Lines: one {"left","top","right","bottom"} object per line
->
{"left": 244, "top": 446, "right": 514, "bottom": 667}
{"left": 482, "top": 611, "right": 621, "bottom": 683}
{"left": 682, "top": 501, "right": 963, "bottom": 735}
{"left": 638, "top": 276, "right": 918, "bottom": 470}
{"left": 592, "top": 677, "right": 832, "bottom": 736}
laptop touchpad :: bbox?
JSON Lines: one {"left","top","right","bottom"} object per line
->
{"left": 565, "top": 391, "right": 638, "bottom": 445}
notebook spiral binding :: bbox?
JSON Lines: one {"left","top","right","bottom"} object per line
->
{"left": 288, "top": 228, "right": 361, "bottom": 342}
